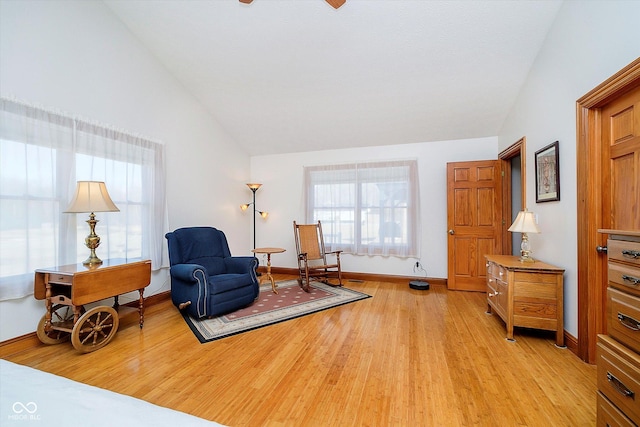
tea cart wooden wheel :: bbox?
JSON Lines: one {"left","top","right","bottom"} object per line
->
{"left": 36, "top": 304, "right": 73, "bottom": 345}
{"left": 71, "top": 306, "right": 119, "bottom": 353}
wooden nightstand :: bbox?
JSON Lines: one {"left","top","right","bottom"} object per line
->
{"left": 485, "top": 254, "right": 565, "bottom": 346}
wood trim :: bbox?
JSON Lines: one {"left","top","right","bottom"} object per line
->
{"left": 577, "top": 58, "right": 640, "bottom": 108}
{"left": 564, "top": 330, "right": 578, "bottom": 355}
{"left": 499, "top": 136, "right": 526, "bottom": 205}
{"left": 265, "top": 266, "right": 447, "bottom": 286}
{"left": 123, "top": 290, "right": 171, "bottom": 308}
{"left": 0, "top": 291, "right": 172, "bottom": 358}
{"left": 499, "top": 136, "right": 526, "bottom": 255}
{"left": 576, "top": 57, "right": 640, "bottom": 363}
{"left": 0, "top": 333, "right": 41, "bottom": 358}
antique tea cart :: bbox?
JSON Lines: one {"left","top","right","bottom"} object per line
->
{"left": 34, "top": 258, "right": 151, "bottom": 353}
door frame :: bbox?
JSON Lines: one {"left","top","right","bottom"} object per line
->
{"left": 499, "top": 137, "right": 527, "bottom": 255}
{"left": 576, "top": 58, "right": 640, "bottom": 363}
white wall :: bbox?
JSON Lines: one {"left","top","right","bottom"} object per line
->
{"left": 498, "top": 0, "right": 640, "bottom": 337}
{"left": 0, "top": 0, "right": 252, "bottom": 341}
{"left": 250, "top": 137, "right": 497, "bottom": 278}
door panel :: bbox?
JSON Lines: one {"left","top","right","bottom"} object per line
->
{"left": 604, "top": 94, "right": 640, "bottom": 231}
{"left": 603, "top": 90, "right": 640, "bottom": 231}
{"left": 447, "top": 160, "right": 503, "bottom": 291}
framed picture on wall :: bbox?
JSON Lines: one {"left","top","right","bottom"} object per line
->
{"left": 535, "top": 141, "right": 560, "bottom": 203}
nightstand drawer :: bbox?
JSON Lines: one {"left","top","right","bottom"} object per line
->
{"left": 597, "top": 335, "right": 640, "bottom": 425}
{"left": 608, "top": 287, "right": 640, "bottom": 354}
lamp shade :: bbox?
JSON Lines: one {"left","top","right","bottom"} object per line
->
{"left": 64, "top": 181, "right": 120, "bottom": 213}
{"left": 508, "top": 210, "right": 540, "bottom": 234}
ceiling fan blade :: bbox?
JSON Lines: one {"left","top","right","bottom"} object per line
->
{"left": 239, "top": 0, "right": 345, "bottom": 8}
{"left": 325, "top": 0, "right": 346, "bottom": 8}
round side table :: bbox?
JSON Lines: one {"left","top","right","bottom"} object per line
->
{"left": 252, "top": 247, "right": 286, "bottom": 294}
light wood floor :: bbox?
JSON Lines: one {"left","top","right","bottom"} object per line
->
{"left": 4, "top": 274, "right": 596, "bottom": 426}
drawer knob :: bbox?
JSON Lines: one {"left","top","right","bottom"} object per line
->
{"left": 622, "top": 249, "right": 640, "bottom": 259}
{"left": 606, "top": 372, "right": 635, "bottom": 398}
{"left": 617, "top": 312, "right": 640, "bottom": 331}
{"left": 622, "top": 275, "right": 640, "bottom": 286}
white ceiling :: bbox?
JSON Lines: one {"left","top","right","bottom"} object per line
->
{"left": 104, "top": 0, "right": 563, "bottom": 156}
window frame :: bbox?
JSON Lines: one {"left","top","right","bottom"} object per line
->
{"left": 304, "top": 160, "right": 419, "bottom": 257}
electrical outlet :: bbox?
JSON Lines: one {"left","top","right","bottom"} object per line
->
{"left": 415, "top": 261, "right": 420, "bottom": 268}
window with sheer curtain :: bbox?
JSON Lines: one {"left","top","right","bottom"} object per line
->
{"left": 304, "top": 160, "right": 420, "bottom": 257}
{"left": 0, "top": 98, "right": 167, "bottom": 301}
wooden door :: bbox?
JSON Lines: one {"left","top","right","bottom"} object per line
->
{"left": 447, "top": 160, "right": 503, "bottom": 291}
{"left": 577, "top": 58, "right": 640, "bottom": 363}
{"left": 602, "top": 88, "right": 640, "bottom": 231}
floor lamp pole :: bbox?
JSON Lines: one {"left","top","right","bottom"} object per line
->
{"left": 251, "top": 187, "right": 257, "bottom": 251}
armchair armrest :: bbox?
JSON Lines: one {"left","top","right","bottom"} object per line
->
{"left": 224, "top": 256, "right": 258, "bottom": 274}
{"left": 169, "top": 264, "right": 208, "bottom": 284}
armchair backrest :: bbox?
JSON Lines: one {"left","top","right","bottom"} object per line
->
{"left": 166, "top": 227, "right": 232, "bottom": 275}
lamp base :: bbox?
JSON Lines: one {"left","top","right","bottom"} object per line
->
{"left": 82, "top": 249, "right": 103, "bottom": 266}
{"left": 519, "top": 256, "right": 535, "bottom": 263}
{"left": 83, "top": 213, "right": 103, "bottom": 266}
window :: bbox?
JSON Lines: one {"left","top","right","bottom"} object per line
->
{"left": 304, "top": 160, "right": 420, "bottom": 257}
{"left": 0, "top": 98, "right": 167, "bottom": 301}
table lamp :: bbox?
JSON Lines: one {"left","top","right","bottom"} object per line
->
{"left": 508, "top": 209, "right": 540, "bottom": 263}
{"left": 65, "top": 181, "right": 120, "bottom": 266}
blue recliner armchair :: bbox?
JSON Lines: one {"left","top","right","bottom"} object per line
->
{"left": 165, "top": 227, "right": 259, "bottom": 319}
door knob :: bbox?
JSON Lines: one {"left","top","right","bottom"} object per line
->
{"left": 596, "top": 246, "right": 608, "bottom": 254}
{"left": 448, "top": 229, "right": 455, "bottom": 235}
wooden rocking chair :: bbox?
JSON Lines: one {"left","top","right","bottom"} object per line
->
{"left": 293, "top": 220, "right": 343, "bottom": 292}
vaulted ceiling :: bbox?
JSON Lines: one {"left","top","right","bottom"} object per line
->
{"left": 104, "top": 0, "right": 563, "bottom": 156}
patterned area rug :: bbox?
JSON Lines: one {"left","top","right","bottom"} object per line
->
{"left": 182, "top": 280, "right": 371, "bottom": 343}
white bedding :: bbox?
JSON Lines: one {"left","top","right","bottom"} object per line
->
{"left": 0, "top": 359, "right": 226, "bottom": 427}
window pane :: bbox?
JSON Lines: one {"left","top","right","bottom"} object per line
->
{"left": 305, "top": 160, "right": 419, "bottom": 257}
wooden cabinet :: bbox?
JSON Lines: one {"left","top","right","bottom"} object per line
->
{"left": 485, "top": 255, "right": 564, "bottom": 346}
{"left": 598, "top": 230, "right": 640, "bottom": 426}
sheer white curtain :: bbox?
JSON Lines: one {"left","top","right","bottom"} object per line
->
{"left": 0, "top": 98, "right": 167, "bottom": 301}
{"left": 305, "top": 160, "right": 420, "bottom": 257}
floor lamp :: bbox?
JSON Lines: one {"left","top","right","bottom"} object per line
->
{"left": 240, "top": 183, "right": 268, "bottom": 252}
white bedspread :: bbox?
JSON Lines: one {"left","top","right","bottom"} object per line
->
{"left": 0, "top": 359, "right": 226, "bottom": 427}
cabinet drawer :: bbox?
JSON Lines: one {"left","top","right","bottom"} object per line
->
{"left": 46, "top": 273, "right": 73, "bottom": 285}
{"left": 608, "top": 287, "right": 640, "bottom": 354}
{"left": 486, "top": 274, "right": 497, "bottom": 294}
{"left": 597, "top": 335, "right": 640, "bottom": 425}
{"left": 609, "top": 239, "right": 640, "bottom": 267}
{"left": 610, "top": 262, "right": 640, "bottom": 296}
{"left": 597, "top": 391, "right": 635, "bottom": 427}
{"left": 487, "top": 262, "right": 506, "bottom": 280}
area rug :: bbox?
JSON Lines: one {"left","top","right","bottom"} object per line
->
{"left": 182, "top": 280, "right": 371, "bottom": 343}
